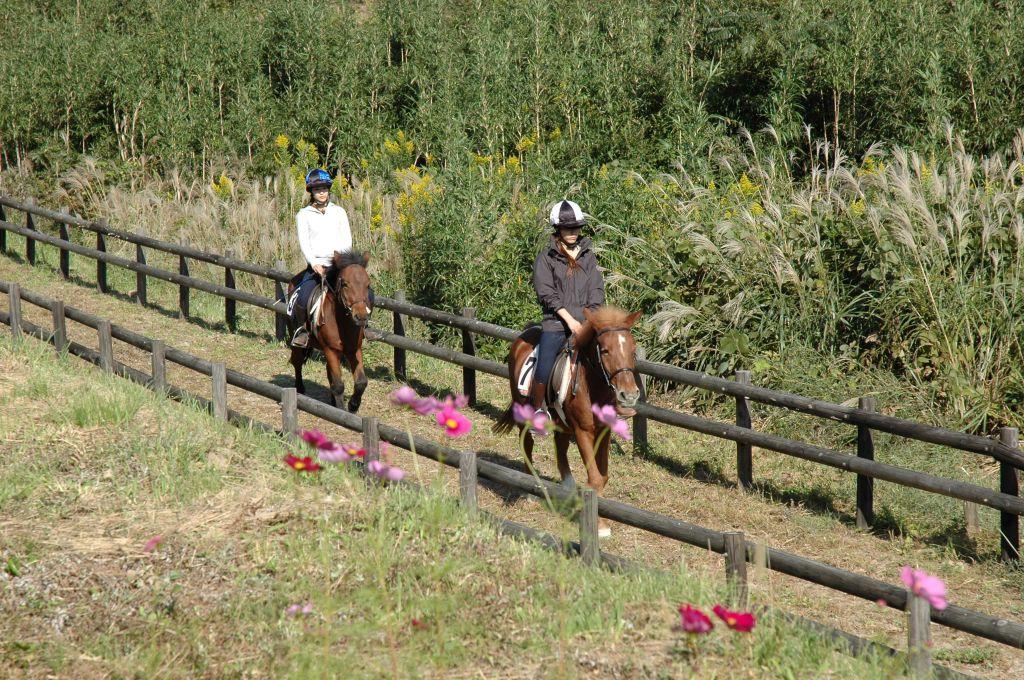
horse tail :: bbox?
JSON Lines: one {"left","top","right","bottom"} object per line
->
{"left": 492, "top": 402, "right": 517, "bottom": 435}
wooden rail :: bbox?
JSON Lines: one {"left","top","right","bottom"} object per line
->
{"left": 2, "top": 195, "right": 1022, "bottom": 560}
{"left": 2, "top": 280, "right": 1022, "bottom": 668}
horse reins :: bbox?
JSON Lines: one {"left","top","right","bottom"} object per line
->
{"left": 324, "top": 268, "right": 372, "bottom": 319}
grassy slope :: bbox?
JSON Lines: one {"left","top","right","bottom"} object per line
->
{"left": 0, "top": 235, "right": 1021, "bottom": 675}
{"left": 0, "top": 334, "right": 910, "bottom": 678}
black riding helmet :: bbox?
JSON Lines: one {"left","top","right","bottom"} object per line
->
{"left": 549, "top": 199, "right": 586, "bottom": 231}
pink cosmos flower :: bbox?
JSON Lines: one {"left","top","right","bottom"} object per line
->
{"left": 300, "top": 429, "right": 332, "bottom": 449}
{"left": 411, "top": 397, "right": 442, "bottom": 416}
{"left": 437, "top": 404, "right": 472, "bottom": 437}
{"left": 343, "top": 443, "right": 366, "bottom": 459}
{"left": 591, "top": 404, "right": 632, "bottom": 441}
{"left": 712, "top": 605, "right": 756, "bottom": 632}
{"left": 317, "top": 443, "right": 352, "bottom": 464}
{"left": 678, "top": 604, "right": 713, "bottom": 634}
{"left": 284, "top": 454, "right": 321, "bottom": 473}
{"left": 143, "top": 535, "right": 164, "bottom": 553}
{"left": 285, "top": 602, "right": 315, "bottom": 617}
{"left": 512, "top": 402, "right": 535, "bottom": 424}
{"left": 390, "top": 385, "right": 417, "bottom": 406}
{"left": 900, "top": 566, "right": 948, "bottom": 610}
{"left": 367, "top": 459, "right": 405, "bottom": 482}
{"left": 446, "top": 394, "right": 470, "bottom": 409}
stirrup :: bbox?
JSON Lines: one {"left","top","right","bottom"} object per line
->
{"left": 290, "top": 327, "right": 310, "bottom": 348}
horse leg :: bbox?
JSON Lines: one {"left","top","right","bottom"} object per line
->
{"left": 290, "top": 347, "right": 306, "bottom": 394}
{"left": 574, "top": 427, "right": 611, "bottom": 538}
{"left": 555, "top": 431, "right": 574, "bottom": 487}
{"left": 518, "top": 424, "right": 537, "bottom": 474}
{"left": 324, "top": 349, "right": 346, "bottom": 409}
{"left": 345, "top": 347, "right": 368, "bottom": 413}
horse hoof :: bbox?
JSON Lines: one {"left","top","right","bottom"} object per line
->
{"left": 598, "top": 526, "right": 612, "bottom": 539}
{"left": 347, "top": 400, "right": 361, "bottom": 413}
{"left": 561, "top": 475, "right": 576, "bottom": 488}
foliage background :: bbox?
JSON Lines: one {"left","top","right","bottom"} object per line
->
{"left": 0, "top": 0, "right": 1022, "bottom": 431}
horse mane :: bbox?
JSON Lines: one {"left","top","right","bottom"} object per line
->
{"left": 585, "top": 305, "right": 632, "bottom": 328}
{"left": 327, "top": 249, "right": 368, "bottom": 284}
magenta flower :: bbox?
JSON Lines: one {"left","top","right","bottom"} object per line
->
{"left": 390, "top": 385, "right": 417, "bottom": 406}
{"left": 300, "top": 429, "right": 332, "bottom": 449}
{"left": 678, "top": 604, "right": 713, "bottom": 634}
{"left": 447, "top": 394, "right": 469, "bottom": 409}
{"left": 712, "top": 605, "right": 756, "bottom": 632}
{"left": 142, "top": 535, "right": 164, "bottom": 553}
{"left": 900, "top": 566, "right": 948, "bottom": 610}
{"left": 591, "top": 404, "right": 632, "bottom": 441}
{"left": 437, "top": 404, "right": 472, "bottom": 437}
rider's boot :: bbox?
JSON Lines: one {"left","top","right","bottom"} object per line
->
{"left": 291, "top": 305, "right": 310, "bottom": 349}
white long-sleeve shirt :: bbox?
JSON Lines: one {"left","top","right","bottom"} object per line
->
{"left": 296, "top": 203, "right": 353, "bottom": 267}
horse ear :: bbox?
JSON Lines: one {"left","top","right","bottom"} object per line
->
{"left": 362, "top": 251, "right": 371, "bottom": 266}
{"left": 625, "top": 311, "right": 642, "bottom": 327}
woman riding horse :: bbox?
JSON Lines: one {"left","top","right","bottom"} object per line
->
{"left": 496, "top": 200, "right": 642, "bottom": 537}
{"left": 287, "top": 168, "right": 374, "bottom": 412}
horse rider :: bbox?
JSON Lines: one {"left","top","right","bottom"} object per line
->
{"left": 290, "top": 168, "right": 353, "bottom": 348}
{"left": 531, "top": 199, "right": 606, "bottom": 419}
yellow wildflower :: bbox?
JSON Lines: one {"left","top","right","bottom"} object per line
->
{"left": 274, "top": 134, "right": 289, "bottom": 149}
{"left": 384, "top": 138, "right": 401, "bottom": 155}
{"left": 473, "top": 153, "right": 493, "bottom": 166}
{"left": 548, "top": 126, "right": 562, "bottom": 142}
{"left": 505, "top": 156, "right": 522, "bottom": 173}
{"left": 750, "top": 202, "right": 764, "bottom": 216}
{"left": 708, "top": 180, "right": 716, "bottom": 192}
{"left": 597, "top": 164, "right": 609, "bottom": 180}
{"left": 738, "top": 172, "right": 758, "bottom": 196}
{"left": 850, "top": 198, "right": 866, "bottom": 216}
{"left": 515, "top": 134, "right": 536, "bottom": 153}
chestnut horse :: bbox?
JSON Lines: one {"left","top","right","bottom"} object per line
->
{"left": 287, "top": 250, "right": 372, "bottom": 412}
{"left": 495, "top": 306, "right": 642, "bottom": 536}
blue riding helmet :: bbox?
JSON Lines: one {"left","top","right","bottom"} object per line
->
{"left": 305, "top": 168, "right": 333, "bottom": 191}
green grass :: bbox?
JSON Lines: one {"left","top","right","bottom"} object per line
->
{"left": 0, "top": 328, "right": 915, "bottom": 678}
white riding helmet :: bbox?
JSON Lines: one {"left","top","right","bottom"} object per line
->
{"left": 549, "top": 199, "right": 587, "bottom": 230}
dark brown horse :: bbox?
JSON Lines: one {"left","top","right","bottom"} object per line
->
{"left": 287, "top": 250, "right": 372, "bottom": 412}
{"left": 495, "top": 306, "right": 642, "bottom": 536}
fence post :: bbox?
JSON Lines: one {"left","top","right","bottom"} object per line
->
{"left": 965, "top": 501, "right": 979, "bottom": 538}
{"left": 633, "top": 345, "right": 649, "bottom": 455}
{"left": 8, "top": 283, "right": 22, "bottom": 343}
{"left": 178, "top": 239, "right": 190, "bottom": 319}
{"left": 580, "top": 487, "right": 599, "bottom": 566}
{"left": 224, "top": 249, "right": 237, "bottom": 331}
{"left": 25, "top": 198, "right": 36, "bottom": 265}
{"left": 735, "top": 370, "right": 753, "bottom": 491}
{"left": 724, "top": 531, "right": 749, "bottom": 609}
{"left": 212, "top": 362, "right": 227, "bottom": 421}
{"left": 1000, "top": 427, "right": 1020, "bottom": 561}
{"left": 95, "top": 222, "right": 108, "bottom": 293}
{"left": 0, "top": 203, "right": 7, "bottom": 252}
{"left": 280, "top": 387, "right": 298, "bottom": 438}
{"left": 907, "top": 592, "right": 932, "bottom": 677}
{"left": 274, "top": 260, "right": 287, "bottom": 342}
{"left": 461, "top": 306, "right": 476, "bottom": 405}
{"left": 856, "top": 396, "right": 877, "bottom": 530}
{"left": 58, "top": 207, "right": 70, "bottom": 279}
{"left": 393, "top": 289, "right": 407, "bottom": 382}
{"left": 362, "top": 416, "right": 380, "bottom": 465}
{"left": 52, "top": 300, "right": 67, "bottom": 356}
{"left": 459, "top": 451, "right": 478, "bottom": 517}
{"left": 135, "top": 229, "right": 147, "bottom": 305}
{"left": 97, "top": 320, "right": 113, "bottom": 373}
{"left": 151, "top": 339, "right": 166, "bottom": 393}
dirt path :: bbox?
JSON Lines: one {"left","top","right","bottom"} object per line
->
{"left": 2, "top": 251, "right": 1021, "bottom": 677}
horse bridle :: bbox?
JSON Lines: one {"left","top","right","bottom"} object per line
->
{"left": 585, "top": 326, "right": 637, "bottom": 388}
{"left": 323, "top": 268, "right": 372, "bottom": 319}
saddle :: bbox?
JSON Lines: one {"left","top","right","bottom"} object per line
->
{"left": 516, "top": 325, "right": 580, "bottom": 422}
{"left": 286, "top": 274, "right": 328, "bottom": 340}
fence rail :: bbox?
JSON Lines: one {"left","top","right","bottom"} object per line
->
{"left": 1, "top": 194, "right": 1022, "bottom": 562}
{"left": 3, "top": 281, "right": 1023, "bottom": 668}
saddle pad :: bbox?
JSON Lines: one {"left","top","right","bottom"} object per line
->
{"left": 515, "top": 345, "right": 574, "bottom": 410}
{"left": 309, "top": 286, "right": 326, "bottom": 330}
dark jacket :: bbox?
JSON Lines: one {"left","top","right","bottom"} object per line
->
{"left": 532, "top": 236, "right": 605, "bottom": 332}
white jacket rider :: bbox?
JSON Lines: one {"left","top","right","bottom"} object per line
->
{"left": 290, "top": 168, "right": 353, "bottom": 347}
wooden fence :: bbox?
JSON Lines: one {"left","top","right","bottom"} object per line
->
{"left": 0, "top": 280, "right": 1012, "bottom": 677}
{"left": 1, "top": 194, "right": 1022, "bottom": 559}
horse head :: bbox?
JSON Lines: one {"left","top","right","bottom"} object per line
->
{"left": 579, "top": 306, "right": 642, "bottom": 415}
{"left": 329, "top": 250, "right": 372, "bottom": 327}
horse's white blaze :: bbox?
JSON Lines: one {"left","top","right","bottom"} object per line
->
{"left": 598, "top": 526, "right": 612, "bottom": 539}
{"left": 618, "top": 335, "right": 626, "bottom": 354}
